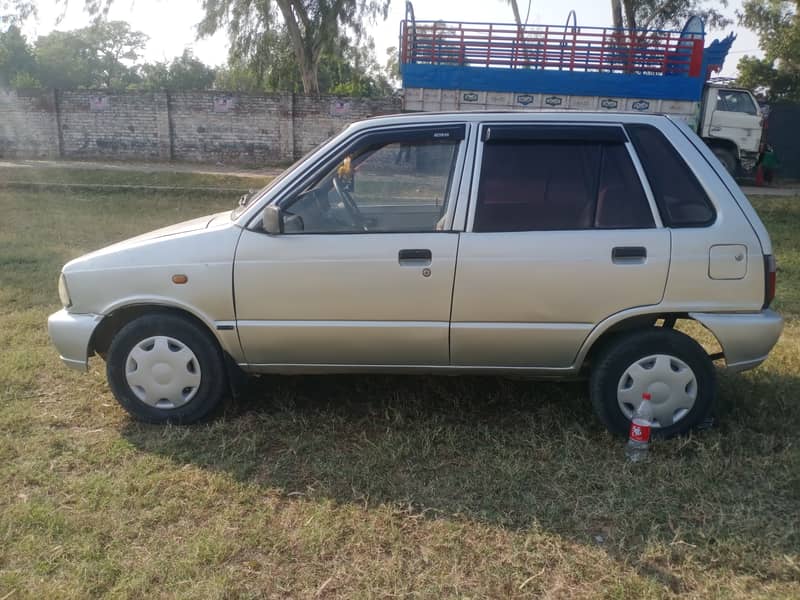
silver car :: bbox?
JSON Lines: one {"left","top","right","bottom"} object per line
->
{"left": 48, "top": 112, "right": 783, "bottom": 437}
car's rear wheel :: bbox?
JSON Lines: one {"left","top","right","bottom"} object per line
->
{"left": 590, "top": 328, "right": 716, "bottom": 438}
{"left": 106, "top": 313, "right": 226, "bottom": 423}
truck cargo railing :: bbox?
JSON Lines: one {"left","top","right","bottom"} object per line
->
{"left": 400, "top": 20, "right": 705, "bottom": 78}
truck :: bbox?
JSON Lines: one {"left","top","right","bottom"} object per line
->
{"left": 398, "top": 7, "right": 763, "bottom": 174}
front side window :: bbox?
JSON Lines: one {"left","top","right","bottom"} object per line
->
{"left": 716, "top": 90, "right": 758, "bottom": 115}
{"left": 279, "top": 131, "right": 461, "bottom": 234}
{"left": 473, "top": 138, "right": 654, "bottom": 232}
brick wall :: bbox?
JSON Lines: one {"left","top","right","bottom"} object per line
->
{"left": 293, "top": 95, "right": 402, "bottom": 157}
{"left": 0, "top": 88, "right": 401, "bottom": 165}
{"left": 0, "top": 89, "right": 60, "bottom": 159}
{"left": 59, "top": 90, "right": 165, "bottom": 160}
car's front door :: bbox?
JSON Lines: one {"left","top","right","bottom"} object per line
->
{"left": 234, "top": 124, "right": 467, "bottom": 367}
{"left": 450, "top": 123, "right": 671, "bottom": 369}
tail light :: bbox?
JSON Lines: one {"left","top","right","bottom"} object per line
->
{"left": 764, "top": 255, "right": 776, "bottom": 309}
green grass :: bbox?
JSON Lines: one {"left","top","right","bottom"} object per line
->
{"left": 1, "top": 174, "right": 799, "bottom": 598}
{"left": 0, "top": 165, "right": 273, "bottom": 190}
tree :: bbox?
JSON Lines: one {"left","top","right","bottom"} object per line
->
{"left": 611, "top": 0, "right": 624, "bottom": 29}
{"left": 34, "top": 20, "right": 146, "bottom": 88}
{"left": 83, "top": 20, "right": 147, "bottom": 87}
{"left": 139, "top": 49, "right": 216, "bottom": 90}
{"left": 198, "top": 0, "right": 390, "bottom": 95}
{"left": 35, "top": 30, "right": 96, "bottom": 88}
{"left": 1, "top": 1, "right": 35, "bottom": 26}
{"left": 213, "top": 26, "right": 392, "bottom": 96}
{"left": 610, "top": 0, "right": 731, "bottom": 32}
{"left": 0, "top": 24, "right": 37, "bottom": 86}
{"left": 502, "top": 0, "right": 523, "bottom": 26}
{"left": 737, "top": 1, "right": 800, "bottom": 101}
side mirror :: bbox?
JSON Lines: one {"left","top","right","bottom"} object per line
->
{"left": 262, "top": 205, "right": 283, "bottom": 234}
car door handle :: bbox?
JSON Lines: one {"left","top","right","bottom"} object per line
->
{"left": 398, "top": 249, "right": 432, "bottom": 265}
{"left": 612, "top": 246, "right": 647, "bottom": 263}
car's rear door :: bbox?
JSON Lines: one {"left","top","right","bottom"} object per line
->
{"left": 449, "top": 123, "right": 670, "bottom": 368}
{"left": 233, "top": 124, "right": 469, "bottom": 368}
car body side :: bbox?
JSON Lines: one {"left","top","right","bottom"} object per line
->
{"left": 48, "top": 112, "right": 783, "bottom": 381}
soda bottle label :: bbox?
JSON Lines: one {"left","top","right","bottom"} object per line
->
{"left": 629, "top": 418, "right": 651, "bottom": 443}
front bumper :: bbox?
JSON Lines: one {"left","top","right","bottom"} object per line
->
{"left": 47, "top": 309, "right": 103, "bottom": 372}
{"left": 690, "top": 309, "right": 784, "bottom": 373}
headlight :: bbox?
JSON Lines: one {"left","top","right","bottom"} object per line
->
{"left": 58, "top": 273, "right": 72, "bottom": 309}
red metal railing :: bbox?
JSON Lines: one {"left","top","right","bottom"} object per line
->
{"left": 401, "top": 20, "right": 705, "bottom": 77}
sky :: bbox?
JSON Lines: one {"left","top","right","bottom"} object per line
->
{"left": 23, "top": 0, "right": 763, "bottom": 78}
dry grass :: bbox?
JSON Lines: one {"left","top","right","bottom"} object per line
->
{"left": 0, "top": 174, "right": 798, "bottom": 598}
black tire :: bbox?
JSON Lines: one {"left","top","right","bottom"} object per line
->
{"left": 106, "top": 313, "right": 227, "bottom": 424}
{"left": 590, "top": 328, "right": 716, "bottom": 438}
{"left": 712, "top": 147, "right": 738, "bottom": 177}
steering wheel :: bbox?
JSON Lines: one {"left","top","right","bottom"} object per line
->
{"left": 332, "top": 175, "right": 368, "bottom": 231}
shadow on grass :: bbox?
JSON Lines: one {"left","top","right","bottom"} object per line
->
{"left": 121, "top": 372, "right": 800, "bottom": 585}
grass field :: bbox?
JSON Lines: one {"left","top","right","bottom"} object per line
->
{"left": 0, "top": 169, "right": 798, "bottom": 598}
{"left": 0, "top": 165, "right": 273, "bottom": 190}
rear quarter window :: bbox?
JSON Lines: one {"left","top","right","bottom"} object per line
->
{"left": 625, "top": 124, "right": 716, "bottom": 227}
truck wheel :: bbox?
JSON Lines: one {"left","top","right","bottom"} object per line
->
{"left": 106, "top": 313, "right": 227, "bottom": 424}
{"left": 712, "top": 147, "right": 738, "bottom": 176}
{"left": 590, "top": 329, "right": 716, "bottom": 438}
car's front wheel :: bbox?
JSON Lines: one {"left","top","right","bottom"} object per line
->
{"left": 106, "top": 313, "right": 227, "bottom": 423}
{"left": 590, "top": 328, "right": 716, "bottom": 438}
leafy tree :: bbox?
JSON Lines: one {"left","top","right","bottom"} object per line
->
{"left": 737, "top": 1, "right": 800, "bottom": 101}
{"left": 0, "top": 24, "right": 37, "bottom": 86}
{"left": 10, "top": 69, "right": 39, "bottom": 86}
{"left": 609, "top": 0, "right": 732, "bottom": 32}
{"left": 84, "top": 20, "right": 147, "bottom": 87}
{"left": 213, "top": 25, "right": 392, "bottom": 96}
{"left": 139, "top": 49, "right": 216, "bottom": 90}
{"left": 1, "top": 0, "right": 35, "bottom": 26}
{"left": 384, "top": 45, "right": 398, "bottom": 82}
{"left": 214, "top": 61, "right": 262, "bottom": 91}
{"left": 34, "top": 30, "right": 96, "bottom": 88}
{"left": 34, "top": 20, "right": 146, "bottom": 88}
{"left": 198, "top": 0, "right": 390, "bottom": 95}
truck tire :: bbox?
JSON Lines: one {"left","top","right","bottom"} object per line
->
{"left": 712, "top": 147, "right": 738, "bottom": 176}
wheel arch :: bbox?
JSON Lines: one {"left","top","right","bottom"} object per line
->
{"left": 703, "top": 136, "right": 739, "bottom": 156}
{"left": 90, "top": 302, "right": 246, "bottom": 395}
{"left": 91, "top": 303, "right": 214, "bottom": 357}
{"left": 577, "top": 310, "right": 724, "bottom": 371}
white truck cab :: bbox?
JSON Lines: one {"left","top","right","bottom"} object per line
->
{"left": 699, "top": 84, "right": 763, "bottom": 174}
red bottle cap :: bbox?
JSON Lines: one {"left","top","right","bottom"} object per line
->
{"left": 642, "top": 392, "right": 652, "bottom": 400}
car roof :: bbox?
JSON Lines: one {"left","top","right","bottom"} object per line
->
{"left": 350, "top": 110, "right": 674, "bottom": 131}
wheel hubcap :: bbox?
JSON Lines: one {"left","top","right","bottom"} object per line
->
{"left": 125, "top": 336, "right": 201, "bottom": 410}
{"left": 617, "top": 354, "right": 698, "bottom": 428}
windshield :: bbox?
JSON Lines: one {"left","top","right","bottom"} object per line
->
{"left": 230, "top": 134, "right": 336, "bottom": 219}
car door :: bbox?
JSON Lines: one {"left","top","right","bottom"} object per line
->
{"left": 234, "top": 124, "right": 468, "bottom": 367}
{"left": 450, "top": 123, "right": 670, "bottom": 368}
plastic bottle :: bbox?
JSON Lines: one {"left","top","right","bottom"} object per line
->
{"left": 625, "top": 392, "right": 654, "bottom": 462}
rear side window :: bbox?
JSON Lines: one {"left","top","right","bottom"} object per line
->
{"left": 473, "top": 139, "right": 654, "bottom": 232}
{"left": 625, "top": 124, "right": 715, "bottom": 227}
